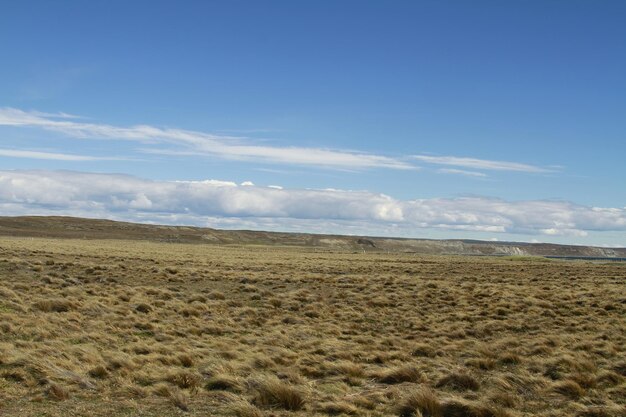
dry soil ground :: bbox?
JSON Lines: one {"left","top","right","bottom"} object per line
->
{"left": 0, "top": 237, "right": 624, "bottom": 416}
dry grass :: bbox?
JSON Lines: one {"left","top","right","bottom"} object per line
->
{"left": 252, "top": 376, "right": 306, "bottom": 410}
{"left": 0, "top": 236, "right": 624, "bottom": 416}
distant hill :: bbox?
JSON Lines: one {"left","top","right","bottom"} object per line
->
{"left": 1, "top": 215, "right": 624, "bottom": 258}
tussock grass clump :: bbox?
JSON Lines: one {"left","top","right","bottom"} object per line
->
{"left": 166, "top": 370, "right": 202, "bottom": 390}
{"left": 230, "top": 400, "right": 264, "bottom": 417}
{"left": 435, "top": 372, "right": 480, "bottom": 391}
{"left": 32, "top": 299, "right": 74, "bottom": 312}
{"left": 88, "top": 365, "right": 109, "bottom": 379}
{"left": 596, "top": 370, "right": 623, "bottom": 387}
{"left": 169, "top": 388, "right": 189, "bottom": 411}
{"left": 47, "top": 383, "right": 70, "bottom": 401}
{"left": 465, "top": 358, "right": 496, "bottom": 371}
{"left": 398, "top": 388, "right": 510, "bottom": 417}
{"left": 151, "top": 383, "right": 189, "bottom": 410}
{"left": 497, "top": 353, "right": 521, "bottom": 365}
{"left": 576, "top": 405, "right": 626, "bottom": 417}
{"left": 412, "top": 344, "right": 438, "bottom": 358}
{"left": 552, "top": 379, "right": 585, "bottom": 399}
{"left": 2, "top": 369, "right": 29, "bottom": 384}
{"left": 377, "top": 365, "right": 423, "bottom": 384}
{"left": 440, "top": 399, "right": 510, "bottom": 417}
{"left": 571, "top": 372, "right": 596, "bottom": 389}
{"left": 397, "top": 387, "right": 441, "bottom": 417}
{"left": 207, "top": 291, "right": 226, "bottom": 300}
{"left": 252, "top": 376, "right": 306, "bottom": 411}
{"left": 205, "top": 374, "right": 241, "bottom": 392}
{"left": 152, "top": 383, "right": 172, "bottom": 397}
{"left": 611, "top": 361, "right": 626, "bottom": 376}
{"left": 178, "top": 353, "right": 194, "bottom": 368}
{"left": 134, "top": 303, "right": 152, "bottom": 313}
{"left": 317, "top": 400, "right": 358, "bottom": 415}
{"left": 0, "top": 287, "right": 19, "bottom": 300}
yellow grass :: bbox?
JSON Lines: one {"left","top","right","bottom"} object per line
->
{"left": 0, "top": 237, "right": 624, "bottom": 416}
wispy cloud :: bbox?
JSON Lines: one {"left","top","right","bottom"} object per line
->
{"left": 0, "top": 148, "right": 114, "bottom": 161}
{"left": 1, "top": 170, "right": 623, "bottom": 239}
{"left": 437, "top": 168, "right": 488, "bottom": 178}
{"left": 0, "top": 108, "right": 413, "bottom": 170}
{"left": 413, "top": 154, "right": 553, "bottom": 173}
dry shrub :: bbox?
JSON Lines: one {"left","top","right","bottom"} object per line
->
{"left": 252, "top": 376, "right": 306, "bottom": 411}
{"left": 378, "top": 365, "right": 423, "bottom": 384}
{"left": 435, "top": 372, "right": 480, "bottom": 391}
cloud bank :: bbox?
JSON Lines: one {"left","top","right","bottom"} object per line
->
{"left": 1, "top": 170, "right": 624, "bottom": 240}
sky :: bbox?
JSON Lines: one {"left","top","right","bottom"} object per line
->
{"left": 1, "top": 0, "right": 625, "bottom": 246}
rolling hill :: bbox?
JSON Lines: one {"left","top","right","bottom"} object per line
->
{"left": 0, "top": 216, "right": 624, "bottom": 259}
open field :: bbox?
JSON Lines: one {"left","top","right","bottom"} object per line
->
{"left": 0, "top": 236, "right": 624, "bottom": 416}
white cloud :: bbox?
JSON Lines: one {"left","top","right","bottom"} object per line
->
{"left": 1, "top": 170, "right": 624, "bottom": 240}
{"left": 0, "top": 148, "right": 115, "bottom": 161}
{"left": 0, "top": 108, "right": 413, "bottom": 170}
{"left": 437, "top": 168, "right": 488, "bottom": 178}
{"left": 414, "top": 154, "right": 552, "bottom": 173}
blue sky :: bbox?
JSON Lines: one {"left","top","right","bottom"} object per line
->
{"left": 1, "top": 1, "right": 625, "bottom": 246}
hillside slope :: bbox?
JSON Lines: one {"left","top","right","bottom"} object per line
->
{"left": 0, "top": 215, "right": 624, "bottom": 258}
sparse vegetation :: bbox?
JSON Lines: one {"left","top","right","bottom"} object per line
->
{"left": 0, "top": 236, "right": 624, "bottom": 416}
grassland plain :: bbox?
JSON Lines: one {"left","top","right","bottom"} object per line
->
{"left": 0, "top": 237, "right": 624, "bottom": 417}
